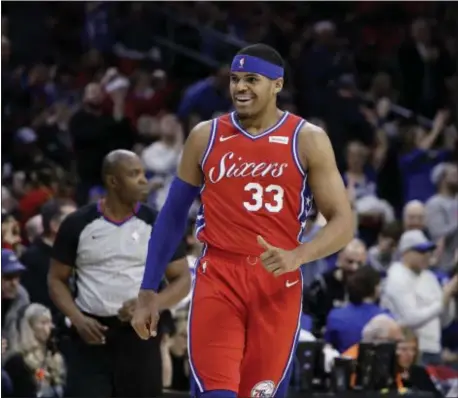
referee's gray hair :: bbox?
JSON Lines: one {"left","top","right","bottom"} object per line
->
{"left": 361, "top": 314, "right": 396, "bottom": 343}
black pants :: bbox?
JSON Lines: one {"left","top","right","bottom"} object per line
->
{"left": 63, "top": 314, "right": 162, "bottom": 397}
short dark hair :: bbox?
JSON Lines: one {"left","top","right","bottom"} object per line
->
{"left": 347, "top": 266, "right": 381, "bottom": 305}
{"left": 237, "top": 43, "right": 284, "bottom": 68}
{"left": 40, "top": 200, "right": 64, "bottom": 235}
{"left": 379, "top": 221, "right": 402, "bottom": 242}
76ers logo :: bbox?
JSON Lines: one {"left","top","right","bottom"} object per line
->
{"left": 251, "top": 380, "right": 275, "bottom": 397}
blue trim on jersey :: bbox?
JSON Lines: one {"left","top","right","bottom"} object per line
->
{"left": 188, "top": 244, "right": 208, "bottom": 393}
{"left": 195, "top": 119, "right": 218, "bottom": 239}
{"left": 290, "top": 119, "right": 313, "bottom": 242}
{"left": 229, "top": 111, "right": 289, "bottom": 140}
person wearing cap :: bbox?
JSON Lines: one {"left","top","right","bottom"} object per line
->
{"left": 381, "top": 229, "right": 458, "bottom": 365}
{"left": 1, "top": 249, "right": 30, "bottom": 346}
{"left": 425, "top": 162, "right": 458, "bottom": 271}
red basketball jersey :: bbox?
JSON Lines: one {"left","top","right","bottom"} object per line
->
{"left": 195, "top": 111, "right": 314, "bottom": 257}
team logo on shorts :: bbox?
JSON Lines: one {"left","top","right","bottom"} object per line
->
{"left": 239, "top": 57, "right": 245, "bottom": 69}
{"left": 251, "top": 380, "right": 275, "bottom": 397}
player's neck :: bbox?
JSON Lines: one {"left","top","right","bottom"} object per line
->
{"left": 101, "top": 196, "right": 136, "bottom": 220}
{"left": 237, "top": 106, "right": 283, "bottom": 136}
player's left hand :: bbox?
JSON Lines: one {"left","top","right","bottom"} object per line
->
{"left": 257, "top": 235, "right": 300, "bottom": 277}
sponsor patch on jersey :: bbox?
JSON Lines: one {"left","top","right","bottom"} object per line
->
{"left": 269, "top": 136, "right": 289, "bottom": 144}
{"left": 251, "top": 380, "right": 275, "bottom": 397}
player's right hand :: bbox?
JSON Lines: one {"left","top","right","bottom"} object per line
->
{"left": 131, "top": 290, "right": 160, "bottom": 340}
{"left": 73, "top": 315, "right": 108, "bottom": 345}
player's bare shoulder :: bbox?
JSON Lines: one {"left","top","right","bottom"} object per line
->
{"left": 178, "top": 119, "right": 214, "bottom": 186}
{"left": 297, "top": 121, "right": 335, "bottom": 169}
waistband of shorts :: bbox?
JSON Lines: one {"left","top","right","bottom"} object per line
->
{"left": 204, "top": 246, "right": 261, "bottom": 266}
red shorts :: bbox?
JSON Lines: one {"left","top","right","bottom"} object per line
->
{"left": 188, "top": 247, "right": 303, "bottom": 397}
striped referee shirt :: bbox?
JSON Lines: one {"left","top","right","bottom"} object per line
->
{"left": 51, "top": 202, "right": 186, "bottom": 317}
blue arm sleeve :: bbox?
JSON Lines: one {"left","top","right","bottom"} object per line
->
{"left": 141, "top": 176, "right": 201, "bottom": 291}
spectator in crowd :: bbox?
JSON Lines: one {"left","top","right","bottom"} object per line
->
{"left": 425, "top": 162, "right": 458, "bottom": 271}
{"left": 304, "top": 238, "right": 367, "bottom": 335}
{"left": 3, "top": 303, "right": 66, "bottom": 398}
{"left": 398, "top": 328, "right": 442, "bottom": 396}
{"left": 20, "top": 200, "right": 76, "bottom": 324}
{"left": 399, "top": 110, "right": 452, "bottom": 204}
{"left": 342, "top": 141, "right": 377, "bottom": 201}
{"left": 367, "top": 221, "right": 402, "bottom": 274}
{"left": 48, "top": 150, "right": 190, "bottom": 397}
{"left": 381, "top": 229, "right": 458, "bottom": 365}
{"left": 1, "top": 249, "right": 29, "bottom": 346}
{"left": 18, "top": 169, "right": 57, "bottom": 225}
{"left": 342, "top": 315, "right": 405, "bottom": 389}
{"left": 69, "top": 82, "right": 133, "bottom": 206}
{"left": 398, "top": 19, "right": 454, "bottom": 118}
{"left": 300, "top": 210, "right": 328, "bottom": 287}
{"left": 177, "top": 64, "right": 231, "bottom": 128}
{"left": 325, "top": 265, "right": 387, "bottom": 353}
{"left": 403, "top": 200, "right": 426, "bottom": 231}
{"left": 141, "top": 114, "right": 184, "bottom": 210}
{"left": 1, "top": 213, "right": 22, "bottom": 252}
{"left": 24, "top": 215, "right": 43, "bottom": 244}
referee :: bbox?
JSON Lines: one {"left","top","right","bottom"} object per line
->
{"left": 48, "top": 150, "right": 191, "bottom": 397}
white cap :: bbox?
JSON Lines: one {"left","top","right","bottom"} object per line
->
{"left": 398, "top": 229, "right": 435, "bottom": 254}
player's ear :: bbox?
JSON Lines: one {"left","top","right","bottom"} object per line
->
{"left": 274, "top": 78, "right": 283, "bottom": 94}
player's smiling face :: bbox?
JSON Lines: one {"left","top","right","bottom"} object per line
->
{"left": 230, "top": 72, "right": 277, "bottom": 117}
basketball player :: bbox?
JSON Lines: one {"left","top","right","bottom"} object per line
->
{"left": 132, "top": 44, "right": 354, "bottom": 397}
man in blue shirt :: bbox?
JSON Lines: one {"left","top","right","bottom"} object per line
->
{"left": 325, "top": 265, "right": 389, "bottom": 352}
{"left": 177, "top": 65, "right": 232, "bottom": 123}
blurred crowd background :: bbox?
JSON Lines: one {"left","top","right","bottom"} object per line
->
{"left": 1, "top": 2, "right": 458, "bottom": 397}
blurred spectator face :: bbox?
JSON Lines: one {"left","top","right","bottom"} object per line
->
{"left": 160, "top": 114, "right": 182, "bottom": 141}
{"left": 378, "top": 235, "right": 397, "bottom": 258}
{"left": 1, "top": 273, "right": 21, "bottom": 299}
{"left": 84, "top": 48, "right": 104, "bottom": 69}
{"left": 134, "top": 70, "right": 152, "bottom": 92}
{"left": 2, "top": 36, "right": 10, "bottom": 63}
{"left": 346, "top": 141, "right": 368, "bottom": 172}
{"left": 337, "top": 239, "right": 367, "bottom": 273}
{"left": 404, "top": 249, "right": 431, "bottom": 272}
{"left": 411, "top": 19, "right": 431, "bottom": 45}
{"left": 137, "top": 115, "right": 161, "bottom": 139}
{"left": 397, "top": 335, "right": 418, "bottom": 369}
{"left": 371, "top": 72, "right": 392, "bottom": 98}
{"left": 83, "top": 83, "right": 104, "bottom": 107}
{"left": 25, "top": 215, "right": 43, "bottom": 243}
{"left": 2, "top": 186, "right": 15, "bottom": 213}
{"left": 314, "top": 21, "right": 336, "bottom": 47}
{"left": 402, "top": 201, "right": 425, "bottom": 231}
{"left": 151, "top": 69, "right": 167, "bottom": 90}
{"left": 442, "top": 164, "right": 458, "bottom": 193}
{"left": 31, "top": 310, "right": 54, "bottom": 344}
{"left": 28, "top": 64, "right": 49, "bottom": 86}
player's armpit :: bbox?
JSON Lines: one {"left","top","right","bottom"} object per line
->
{"left": 294, "top": 124, "right": 355, "bottom": 264}
{"left": 157, "top": 258, "right": 192, "bottom": 311}
{"left": 177, "top": 120, "right": 213, "bottom": 187}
